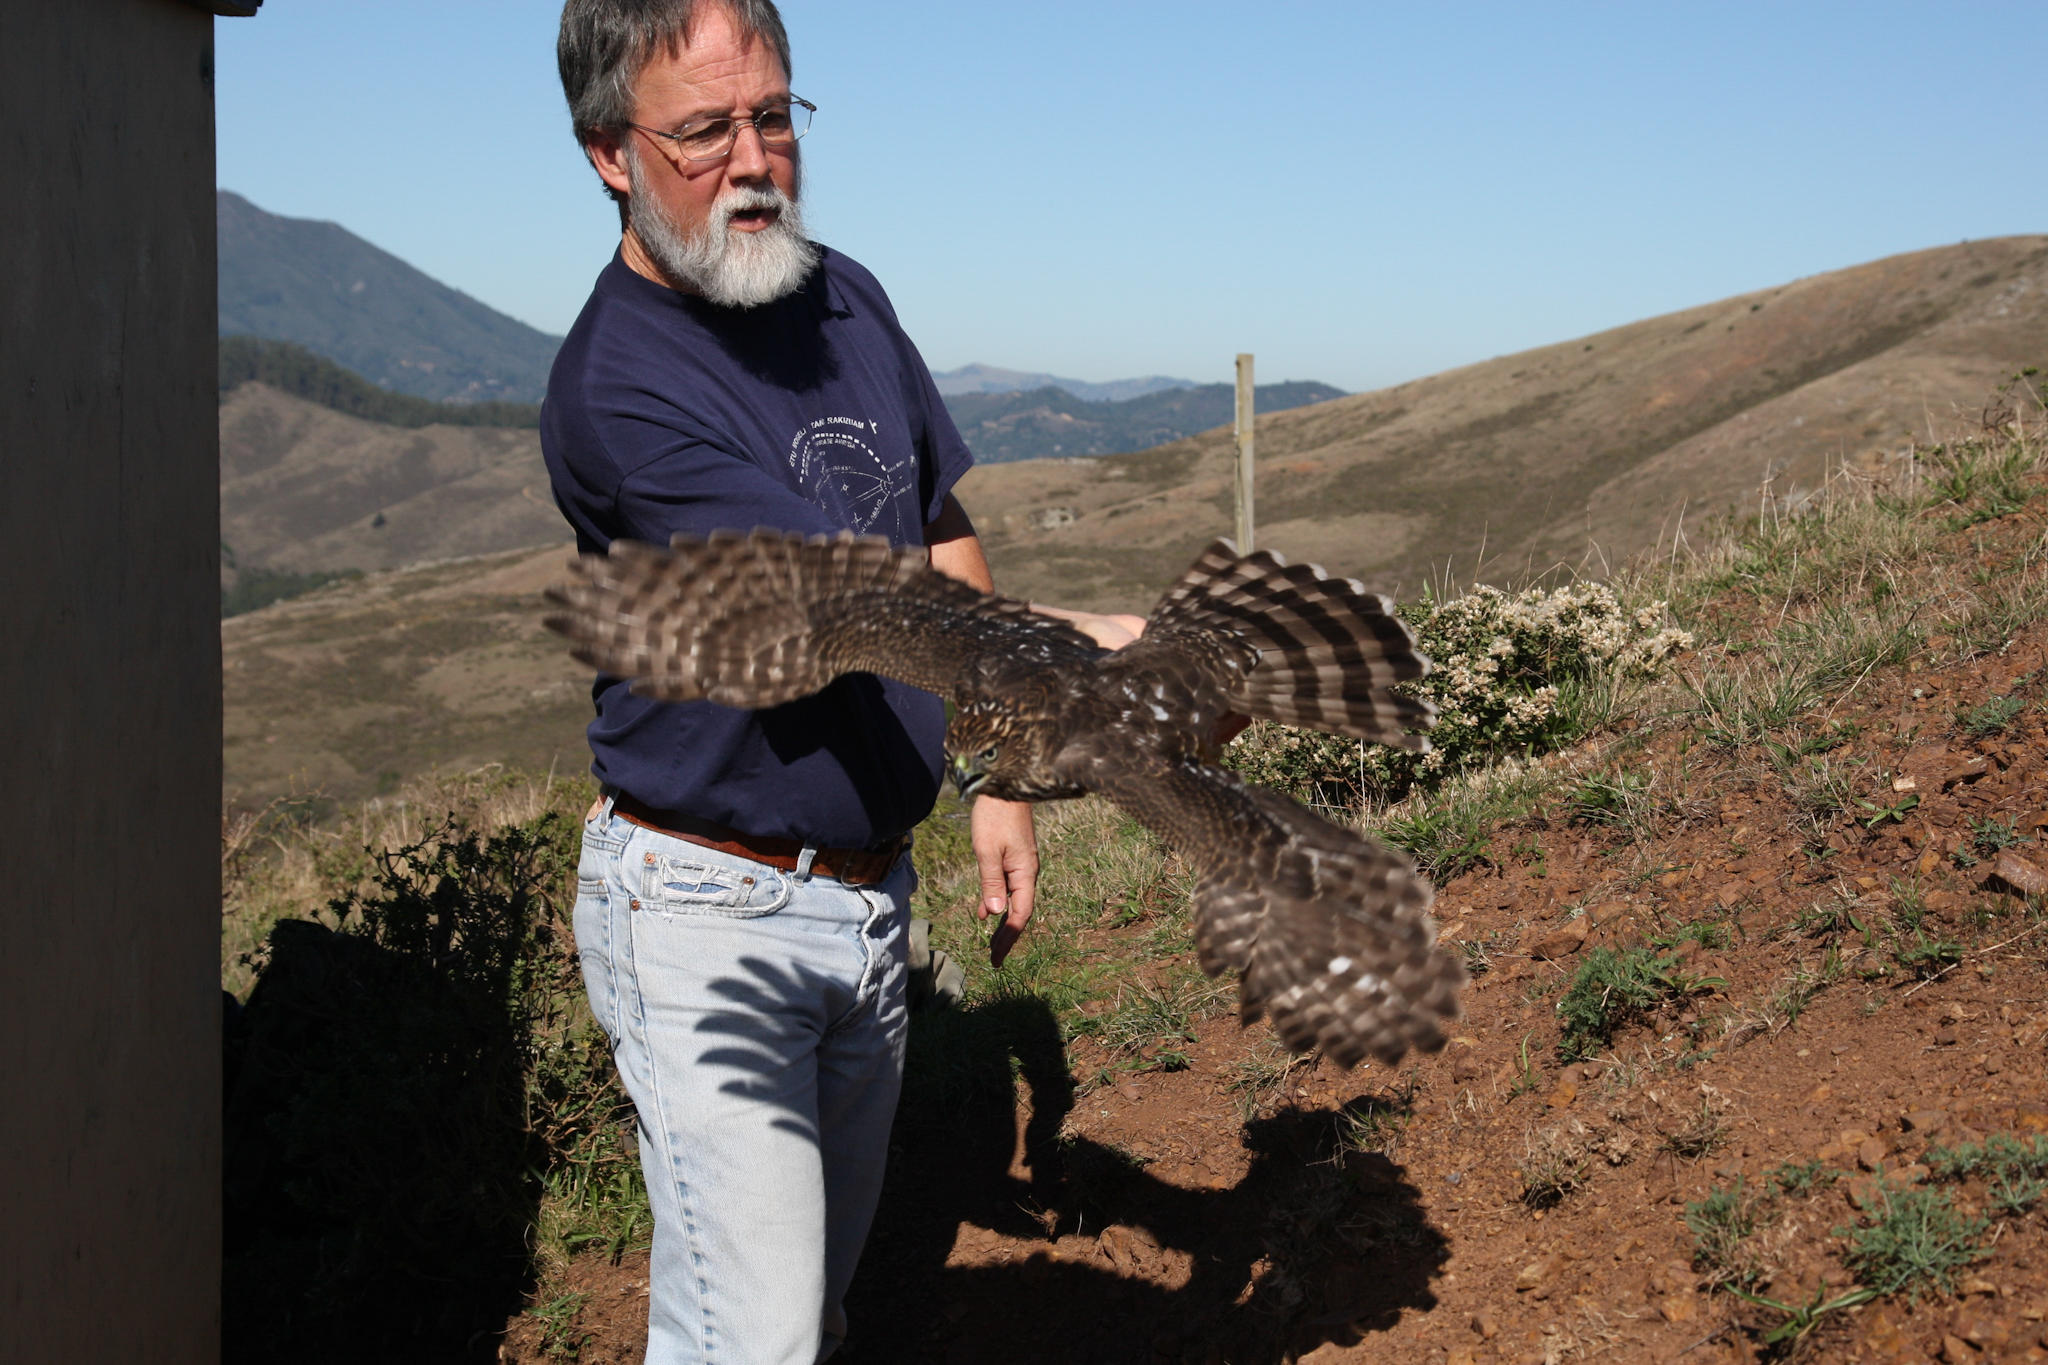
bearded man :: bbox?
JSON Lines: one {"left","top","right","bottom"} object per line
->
{"left": 544, "top": 3, "right": 1138, "bottom": 1360}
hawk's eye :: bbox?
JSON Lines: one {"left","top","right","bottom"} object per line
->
{"left": 979, "top": 745, "right": 999, "bottom": 762}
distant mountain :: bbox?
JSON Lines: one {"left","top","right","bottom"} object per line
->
{"left": 932, "top": 363, "right": 1198, "bottom": 404}
{"left": 217, "top": 190, "right": 561, "bottom": 404}
{"left": 946, "top": 381, "right": 1348, "bottom": 462}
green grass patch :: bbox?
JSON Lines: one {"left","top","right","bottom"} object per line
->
{"left": 1555, "top": 945, "right": 1722, "bottom": 1061}
{"left": 1956, "top": 694, "right": 2025, "bottom": 738}
{"left": 1836, "top": 1184, "right": 1990, "bottom": 1299}
{"left": 1685, "top": 1178, "right": 1770, "bottom": 1287}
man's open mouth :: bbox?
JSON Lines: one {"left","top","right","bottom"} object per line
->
{"left": 728, "top": 207, "right": 778, "bottom": 230}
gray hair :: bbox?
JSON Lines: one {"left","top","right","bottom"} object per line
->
{"left": 558, "top": 0, "right": 793, "bottom": 149}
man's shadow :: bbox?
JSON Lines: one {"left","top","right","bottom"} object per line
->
{"left": 845, "top": 995, "right": 1450, "bottom": 1364}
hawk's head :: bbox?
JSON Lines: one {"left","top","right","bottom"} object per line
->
{"left": 946, "top": 697, "right": 1077, "bottom": 803}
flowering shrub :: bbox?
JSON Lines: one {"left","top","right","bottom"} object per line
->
{"left": 1227, "top": 580, "right": 1692, "bottom": 810}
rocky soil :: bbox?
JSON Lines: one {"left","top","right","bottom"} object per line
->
{"left": 503, "top": 456, "right": 2048, "bottom": 1364}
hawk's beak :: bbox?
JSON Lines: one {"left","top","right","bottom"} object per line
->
{"left": 949, "top": 751, "right": 988, "bottom": 800}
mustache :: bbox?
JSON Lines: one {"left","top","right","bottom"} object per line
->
{"left": 710, "top": 184, "right": 797, "bottom": 229}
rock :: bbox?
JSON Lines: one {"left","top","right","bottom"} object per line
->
{"left": 1097, "top": 1224, "right": 1162, "bottom": 1275}
{"left": 1647, "top": 1261, "right": 1690, "bottom": 1294}
{"left": 1658, "top": 1293, "right": 1697, "bottom": 1323}
{"left": 1943, "top": 757, "right": 1990, "bottom": 788}
{"left": 1530, "top": 917, "right": 1590, "bottom": 960}
{"left": 1959, "top": 1277, "right": 2000, "bottom": 1297}
{"left": 1861, "top": 1312, "right": 1908, "bottom": 1356}
{"left": 1445, "top": 1350, "right": 1479, "bottom": 1365}
{"left": 1941, "top": 1334, "right": 1979, "bottom": 1362}
{"left": 1958, "top": 1312, "right": 2010, "bottom": 1349}
{"left": 1994, "top": 850, "right": 2048, "bottom": 895}
{"left": 1515, "top": 1254, "right": 1560, "bottom": 1293}
{"left": 1935, "top": 1027, "right": 1959, "bottom": 1047}
{"left": 1546, "top": 1079, "right": 1578, "bottom": 1109}
{"left": 1859, "top": 1136, "right": 1889, "bottom": 1171}
{"left": 1470, "top": 1310, "right": 1499, "bottom": 1340}
{"left": 1902, "top": 1108, "right": 1951, "bottom": 1134}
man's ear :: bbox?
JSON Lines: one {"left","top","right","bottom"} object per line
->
{"left": 585, "top": 131, "right": 634, "bottom": 200}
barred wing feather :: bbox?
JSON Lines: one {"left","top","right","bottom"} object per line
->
{"left": 543, "top": 529, "right": 1102, "bottom": 707}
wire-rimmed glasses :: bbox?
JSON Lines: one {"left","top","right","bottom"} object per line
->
{"left": 627, "top": 96, "right": 815, "bottom": 162}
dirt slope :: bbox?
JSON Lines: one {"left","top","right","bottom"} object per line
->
{"left": 219, "top": 381, "right": 561, "bottom": 576}
{"left": 964, "top": 236, "right": 2048, "bottom": 612}
{"left": 220, "top": 543, "right": 584, "bottom": 804}
{"left": 506, "top": 643, "right": 2048, "bottom": 1365}
{"left": 500, "top": 437, "right": 2048, "bottom": 1364}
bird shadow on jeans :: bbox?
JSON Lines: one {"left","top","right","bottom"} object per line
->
{"left": 842, "top": 994, "right": 1450, "bottom": 1365}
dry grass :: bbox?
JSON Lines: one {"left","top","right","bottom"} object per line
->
{"left": 221, "top": 763, "right": 594, "bottom": 994}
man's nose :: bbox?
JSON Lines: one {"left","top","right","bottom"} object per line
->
{"left": 725, "top": 121, "right": 773, "bottom": 181}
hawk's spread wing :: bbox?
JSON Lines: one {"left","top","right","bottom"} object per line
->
{"left": 1133, "top": 540, "right": 1436, "bottom": 748}
{"left": 544, "top": 529, "right": 1102, "bottom": 707}
{"left": 1065, "top": 744, "right": 1463, "bottom": 1067}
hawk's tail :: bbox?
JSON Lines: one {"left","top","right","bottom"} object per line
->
{"left": 1148, "top": 541, "right": 1435, "bottom": 749}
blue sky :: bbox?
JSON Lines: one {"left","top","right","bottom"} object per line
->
{"left": 217, "top": 1, "right": 2047, "bottom": 394}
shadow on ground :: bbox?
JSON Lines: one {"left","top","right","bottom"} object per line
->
{"left": 223, "top": 811, "right": 582, "bottom": 1363}
{"left": 223, "top": 918, "right": 541, "bottom": 1363}
{"left": 843, "top": 995, "right": 1449, "bottom": 1364}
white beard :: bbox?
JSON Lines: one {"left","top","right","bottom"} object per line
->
{"left": 626, "top": 152, "right": 819, "bottom": 309}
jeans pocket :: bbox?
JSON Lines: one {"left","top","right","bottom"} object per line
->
{"left": 572, "top": 874, "right": 620, "bottom": 1043}
{"left": 638, "top": 851, "right": 793, "bottom": 918}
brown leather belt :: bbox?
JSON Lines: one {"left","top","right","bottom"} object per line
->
{"left": 609, "top": 792, "right": 907, "bottom": 887}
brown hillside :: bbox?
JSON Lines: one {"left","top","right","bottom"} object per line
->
{"left": 219, "top": 381, "right": 562, "bottom": 576}
{"left": 221, "top": 543, "right": 584, "bottom": 805}
{"left": 963, "top": 236, "right": 2048, "bottom": 612}
{"left": 219, "top": 239, "right": 2048, "bottom": 807}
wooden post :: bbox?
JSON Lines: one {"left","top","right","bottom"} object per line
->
{"left": 1233, "top": 353, "right": 1255, "bottom": 552}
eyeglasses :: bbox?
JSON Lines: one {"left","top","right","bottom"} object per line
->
{"left": 627, "top": 96, "right": 815, "bottom": 162}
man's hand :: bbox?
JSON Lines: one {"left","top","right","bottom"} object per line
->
{"left": 1027, "top": 603, "right": 1149, "bottom": 650}
{"left": 970, "top": 795, "right": 1038, "bottom": 968}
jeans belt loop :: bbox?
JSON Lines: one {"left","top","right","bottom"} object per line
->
{"left": 793, "top": 844, "right": 819, "bottom": 882}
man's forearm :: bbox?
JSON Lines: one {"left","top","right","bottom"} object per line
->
{"left": 925, "top": 495, "right": 1146, "bottom": 648}
{"left": 925, "top": 494, "right": 994, "bottom": 592}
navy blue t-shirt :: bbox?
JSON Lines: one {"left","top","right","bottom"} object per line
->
{"left": 541, "top": 247, "right": 974, "bottom": 847}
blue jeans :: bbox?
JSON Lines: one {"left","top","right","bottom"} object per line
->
{"left": 574, "top": 798, "right": 913, "bottom": 1364}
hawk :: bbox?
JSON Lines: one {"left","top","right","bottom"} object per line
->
{"left": 545, "top": 530, "right": 1465, "bottom": 1066}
